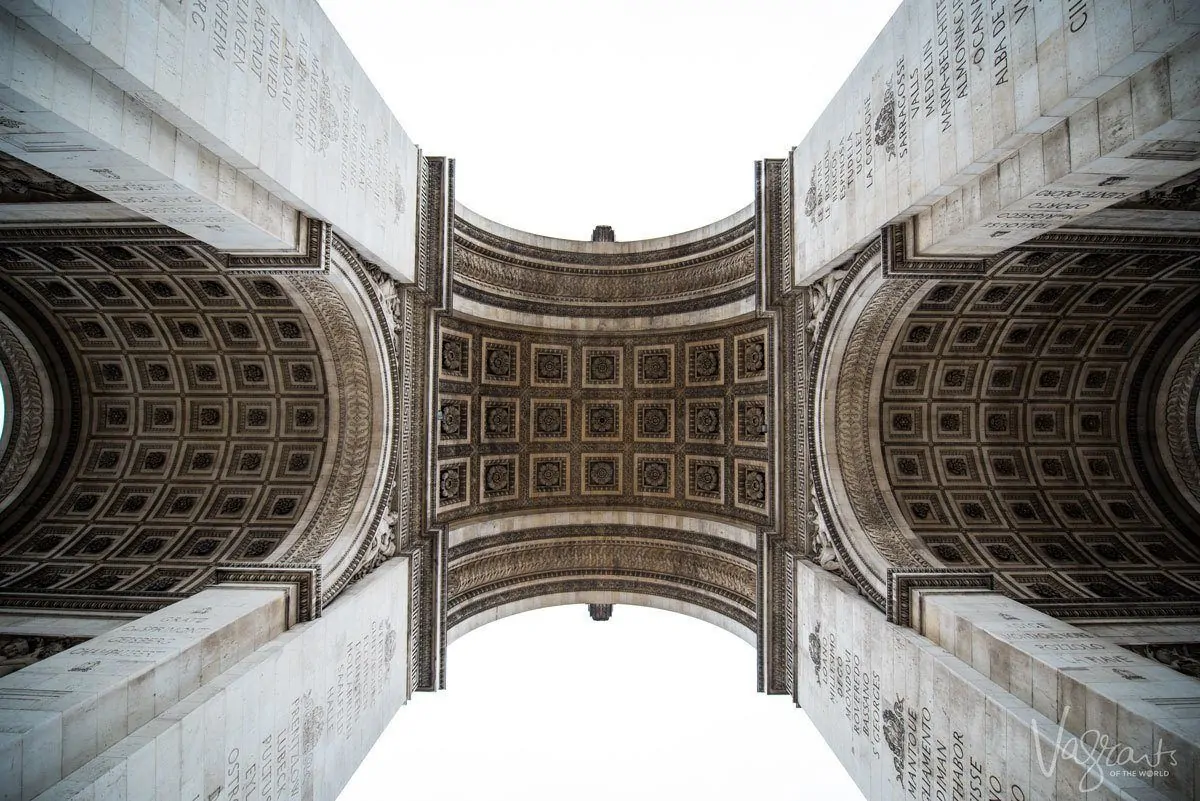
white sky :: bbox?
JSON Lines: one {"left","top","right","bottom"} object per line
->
{"left": 339, "top": 605, "right": 864, "bottom": 800}
{"left": 320, "top": 0, "right": 903, "bottom": 240}
{"left": 319, "top": 2, "right": 904, "bottom": 797}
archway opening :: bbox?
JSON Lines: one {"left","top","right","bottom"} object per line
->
{"left": 338, "top": 605, "right": 864, "bottom": 800}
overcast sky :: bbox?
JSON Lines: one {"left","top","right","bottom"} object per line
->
{"left": 339, "top": 605, "right": 864, "bottom": 801}
{"left": 320, "top": 1, "right": 903, "bottom": 797}
{"left": 319, "top": 0, "right": 902, "bottom": 241}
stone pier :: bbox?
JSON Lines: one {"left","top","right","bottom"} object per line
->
{"left": 0, "top": 0, "right": 419, "bottom": 278}
{"left": 795, "top": 560, "right": 1199, "bottom": 800}
{"left": 0, "top": 560, "right": 410, "bottom": 801}
{"left": 791, "top": 0, "right": 1200, "bottom": 282}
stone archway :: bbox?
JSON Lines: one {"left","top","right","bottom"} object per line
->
{"left": 426, "top": 203, "right": 779, "bottom": 686}
{"left": 0, "top": 222, "right": 401, "bottom": 613}
{"left": 810, "top": 230, "right": 1200, "bottom": 615}
{"left": 2, "top": 0, "right": 1200, "bottom": 796}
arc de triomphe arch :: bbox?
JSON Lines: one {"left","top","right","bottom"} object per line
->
{"left": 2, "top": 1, "right": 1200, "bottom": 799}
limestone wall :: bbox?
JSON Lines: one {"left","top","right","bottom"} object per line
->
{"left": 794, "top": 559, "right": 1188, "bottom": 799}
{"left": 791, "top": 0, "right": 1200, "bottom": 283}
{"left": 0, "top": 0, "right": 419, "bottom": 278}
{"left": 8, "top": 558, "right": 411, "bottom": 801}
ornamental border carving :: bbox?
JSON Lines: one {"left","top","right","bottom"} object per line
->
{"left": 0, "top": 315, "right": 44, "bottom": 512}
{"left": 447, "top": 576, "right": 756, "bottom": 633}
{"left": 450, "top": 212, "right": 757, "bottom": 318}
{"left": 758, "top": 158, "right": 795, "bottom": 696}
{"left": 408, "top": 157, "right": 454, "bottom": 693}
{"left": 827, "top": 274, "right": 931, "bottom": 572}
{"left": 1126, "top": 299, "right": 1200, "bottom": 541}
{"left": 1025, "top": 599, "right": 1200, "bottom": 620}
{"left": 449, "top": 524, "right": 756, "bottom": 562}
{"left": 453, "top": 244, "right": 755, "bottom": 299}
{"left": 0, "top": 591, "right": 182, "bottom": 615}
{"left": 1163, "top": 332, "right": 1200, "bottom": 518}
{"left": 885, "top": 569, "right": 995, "bottom": 628}
{"left": 221, "top": 218, "right": 332, "bottom": 273}
{"left": 281, "top": 275, "right": 375, "bottom": 573}
{"left": 880, "top": 222, "right": 992, "bottom": 278}
{"left": 212, "top": 563, "right": 322, "bottom": 623}
{"left": 448, "top": 539, "right": 756, "bottom": 609}
{"left": 0, "top": 221, "right": 331, "bottom": 273}
{"left": 456, "top": 215, "right": 755, "bottom": 268}
{"left": 0, "top": 278, "right": 81, "bottom": 538}
{"left": 451, "top": 281, "right": 756, "bottom": 319}
{"left": 806, "top": 238, "right": 923, "bottom": 609}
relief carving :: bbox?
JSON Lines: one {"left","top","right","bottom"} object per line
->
{"left": 806, "top": 267, "right": 847, "bottom": 340}
{"left": 0, "top": 317, "right": 45, "bottom": 511}
{"left": 1126, "top": 643, "right": 1200, "bottom": 678}
{"left": 0, "top": 154, "right": 103, "bottom": 204}
{"left": 829, "top": 275, "right": 931, "bottom": 571}
{"left": 449, "top": 539, "right": 755, "bottom": 603}
{"left": 1163, "top": 337, "right": 1200, "bottom": 513}
{"left": 0, "top": 634, "right": 87, "bottom": 677}
{"left": 452, "top": 246, "right": 755, "bottom": 308}
{"left": 281, "top": 276, "right": 374, "bottom": 566}
{"left": 809, "top": 489, "right": 842, "bottom": 575}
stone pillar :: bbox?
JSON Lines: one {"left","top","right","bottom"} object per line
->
{"left": 0, "top": 558, "right": 411, "bottom": 801}
{"left": 0, "top": 585, "right": 291, "bottom": 801}
{"left": 795, "top": 558, "right": 1188, "bottom": 800}
{"left": 0, "top": 0, "right": 419, "bottom": 278}
{"left": 917, "top": 590, "right": 1200, "bottom": 801}
{"left": 791, "top": 0, "right": 1200, "bottom": 283}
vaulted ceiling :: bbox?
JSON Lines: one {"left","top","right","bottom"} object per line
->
{"left": 437, "top": 208, "right": 777, "bottom": 641}
{"left": 0, "top": 222, "right": 393, "bottom": 611}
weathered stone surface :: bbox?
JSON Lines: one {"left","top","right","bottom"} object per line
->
{"left": 791, "top": 0, "right": 1200, "bottom": 283}
{"left": 0, "top": 0, "right": 419, "bottom": 278}
{"left": 795, "top": 559, "right": 1186, "bottom": 800}
{"left": 920, "top": 591, "right": 1200, "bottom": 800}
{"left": 7, "top": 559, "right": 410, "bottom": 801}
{"left": 0, "top": 586, "right": 289, "bottom": 801}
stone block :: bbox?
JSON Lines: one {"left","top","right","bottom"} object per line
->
{"left": 27, "top": 559, "right": 412, "bottom": 801}
{"left": 790, "top": 0, "right": 1200, "bottom": 283}
{"left": 794, "top": 560, "right": 1180, "bottom": 800}
{"left": 0, "top": 0, "right": 420, "bottom": 277}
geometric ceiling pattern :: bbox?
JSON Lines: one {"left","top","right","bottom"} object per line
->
{"left": 435, "top": 316, "right": 773, "bottom": 526}
{"left": 435, "top": 203, "right": 774, "bottom": 649}
{"left": 877, "top": 247, "right": 1200, "bottom": 603}
{"left": 0, "top": 234, "right": 353, "bottom": 599}
{"left": 5, "top": 145, "right": 1200, "bottom": 692}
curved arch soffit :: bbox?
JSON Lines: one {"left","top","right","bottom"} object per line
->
{"left": 274, "top": 243, "right": 398, "bottom": 602}
{"left": 448, "top": 510, "right": 758, "bottom": 550}
{"left": 446, "top": 511, "right": 759, "bottom": 643}
{"left": 813, "top": 250, "right": 934, "bottom": 598}
{"left": 450, "top": 203, "right": 759, "bottom": 331}
{"left": 0, "top": 308, "right": 55, "bottom": 518}
{"left": 447, "top": 590, "right": 757, "bottom": 647}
